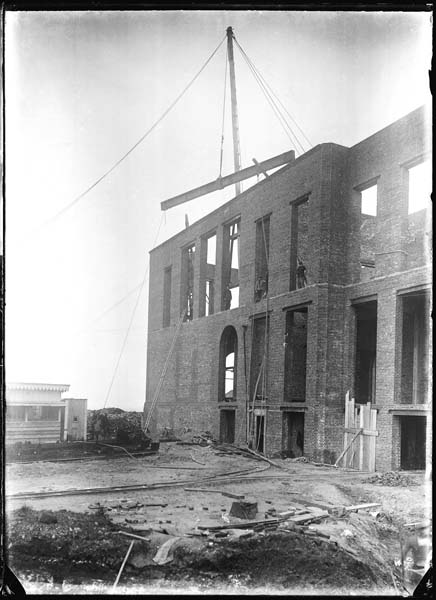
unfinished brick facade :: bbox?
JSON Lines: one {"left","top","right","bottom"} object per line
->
{"left": 145, "top": 106, "right": 431, "bottom": 471}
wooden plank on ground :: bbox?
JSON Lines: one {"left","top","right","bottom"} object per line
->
{"left": 289, "top": 511, "right": 329, "bottom": 524}
{"left": 198, "top": 517, "right": 283, "bottom": 531}
{"left": 344, "top": 502, "right": 381, "bottom": 512}
{"left": 184, "top": 487, "right": 245, "bottom": 499}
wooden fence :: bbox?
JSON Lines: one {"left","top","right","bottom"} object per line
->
{"left": 335, "top": 392, "right": 378, "bottom": 471}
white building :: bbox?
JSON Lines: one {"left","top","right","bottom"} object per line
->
{"left": 5, "top": 382, "right": 87, "bottom": 444}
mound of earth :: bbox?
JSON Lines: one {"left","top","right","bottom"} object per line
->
{"left": 7, "top": 506, "right": 395, "bottom": 594}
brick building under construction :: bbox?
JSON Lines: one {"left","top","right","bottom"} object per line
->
{"left": 144, "top": 106, "right": 431, "bottom": 472}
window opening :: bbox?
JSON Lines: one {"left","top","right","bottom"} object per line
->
{"left": 181, "top": 244, "right": 195, "bottom": 321}
{"left": 6, "top": 406, "right": 26, "bottom": 421}
{"left": 219, "top": 326, "right": 238, "bottom": 402}
{"left": 27, "top": 406, "right": 42, "bottom": 421}
{"left": 357, "top": 184, "right": 377, "bottom": 278}
{"left": 361, "top": 184, "right": 377, "bottom": 216}
{"left": 408, "top": 160, "right": 431, "bottom": 214}
{"left": 200, "top": 234, "right": 216, "bottom": 317}
{"left": 255, "top": 216, "right": 270, "bottom": 301}
{"left": 205, "top": 279, "right": 214, "bottom": 316}
{"left": 354, "top": 301, "right": 377, "bottom": 404}
{"left": 284, "top": 307, "right": 308, "bottom": 402}
{"left": 163, "top": 266, "right": 172, "bottom": 327}
{"left": 222, "top": 220, "right": 240, "bottom": 310}
{"left": 400, "top": 292, "right": 430, "bottom": 404}
{"left": 207, "top": 234, "right": 216, "bottom": 265}
{"left": 41, "top": 406, "right": 60, "bottom": 420}
{"left": 290, "top": 198, "right": 309, "bottom": 290}
{"left": 250, "top": 317, "right": 267, "bottom": 402}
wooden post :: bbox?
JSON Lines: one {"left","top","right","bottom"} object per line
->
{"left": 227, "top": 26, "right": 242, "bottom": 195}
{"left": 112, "top": 541, "right": 135, "bottom": 591}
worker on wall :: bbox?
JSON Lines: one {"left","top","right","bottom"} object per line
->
{"left": 223, "top": 284, "right": 232, "bottom": 310}
{"left": 297, "top": 257, "right": 307, "bottom": 289}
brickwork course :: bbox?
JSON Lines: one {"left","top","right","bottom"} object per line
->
{"left": 144, "top": 106, "right": 432, "bottom": 471}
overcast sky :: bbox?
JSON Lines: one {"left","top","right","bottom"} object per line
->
{"left": 5, "top": 10, "right": 431, "bottom": 410}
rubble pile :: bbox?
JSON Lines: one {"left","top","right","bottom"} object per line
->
{"left": 8, "top": 503, "right": 393, "bottom": 593}
{"left": 364, "top": 471, "right": 418, "bottom": 487}
{"left": 87, "top": 409, "right": 149, "bottom": 447}
{"left": 176, "top": 430, "right": 216, "bottom": 446}
{"left": 7, "top": 506, "right": 130, "bottom": 583}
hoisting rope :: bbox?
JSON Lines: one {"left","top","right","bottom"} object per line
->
{"left": 219, "top": 44, "right": 229, "bottom": 178}
{"left": 143, "top": 307, "right": 188, "bottom": 432}
{"left": 102, "top": 213, "right": 165, "bottom": 409}
{"left": 237, "top": 45, "right": 304, "bottom": 154}
{"left": 233, "top": 36, "right": 312, "bottom": 155}
{"left": 24, "top": 34, "right": 227, "bottom": 239}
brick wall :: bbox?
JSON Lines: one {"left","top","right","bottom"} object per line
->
{"left": 145, "top": 106, "right": 430, "bottom": 470}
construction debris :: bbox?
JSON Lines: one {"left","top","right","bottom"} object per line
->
{"left": 229, "top": 500, "right": 258, "bottom": 520}
{"left": 112, "top": 541, "right": 135, "bottom": 591}
{"left": 153, "top": 537, "right": 181, "bottom": 565}
{"left": 6, "top": 441, "right": 428, "bottom": 594}
{"left": 364, "top": 471, "right": 419, "bottom": 487}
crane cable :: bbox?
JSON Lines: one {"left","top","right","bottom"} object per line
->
{"left": 234, "top": 37, "right": 311, "bottom": 154}
{"left": 238, "top": 47, "right": 305, "bottom": 155}
{"left": 25, "top": 35, "right": 227, "bottom": 238}
{"left": 237, "top": 38, "right": 313, "bottom": 149}
{"left": 234, "top": 36, "right": 310, "bottom": 152}
{"left": 102, "top": 212, "right": 164, "bottom": 409}
{"left": 219, "top": 44, "right": 229, "bottom": 178}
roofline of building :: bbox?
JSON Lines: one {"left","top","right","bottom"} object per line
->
{"left": 6, "top": 382, "right": 71, "bottom": 392}
{"left": 150, "top": 142, "right": 344, "bottom": 253}
{"left": 349, "top": 104, "right": 428, "bottom": 152}
{"left": 150, "top": 104, "right": 427, "bottom": 255}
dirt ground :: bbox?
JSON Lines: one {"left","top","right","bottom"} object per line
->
{"left": 5, "top": 442, "right": 432, "bottom": 595}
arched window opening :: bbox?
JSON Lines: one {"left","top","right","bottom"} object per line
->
{"left": 219, "top": 326, "right": 238, "bottom": 403}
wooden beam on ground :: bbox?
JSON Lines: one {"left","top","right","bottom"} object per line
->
{"left": 117, "top": 530, "right": 151, "bottom": 542}
{"left": 198, "top": 516, "right": 284, "bottom": 531}
{"left": 184, "top": 487, "right": 245, "bottom": 499}
{"left": 161, "top": 150, "right": 295, "bottom": 211}
{"left": 344, "top": 502, "right": 381, "bottom": 513}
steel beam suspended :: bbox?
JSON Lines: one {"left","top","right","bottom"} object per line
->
{"left": 161, "top": 149, "right": 295, "bottom": 211}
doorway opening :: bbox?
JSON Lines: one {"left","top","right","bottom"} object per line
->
{"left": 283, "top": 411, "right": 304, "bottom": 457}
{"left": 254, "top": 414, "right": 265, "bottom": 453}
{"left": 284, "top": 307, "right": 308, "bottom": 402}
{"left": 400, "top": 292, "right": 430, "bottom": 404}
{"left": 219, "top": 410, "right": 235, "bottom": 444}
{"left": 400, "top": 415, "right": 426, "bottom": 470}
{"left": 354, "top": 300, "right": 377, "bottom": 404}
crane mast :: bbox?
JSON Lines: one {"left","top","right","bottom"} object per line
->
{"left": 226, "top": 26, "right": 242, "bottom": 196}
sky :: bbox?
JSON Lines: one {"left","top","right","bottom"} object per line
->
{"left": 4, "top": 10, "right": 432, "bottom": 410}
